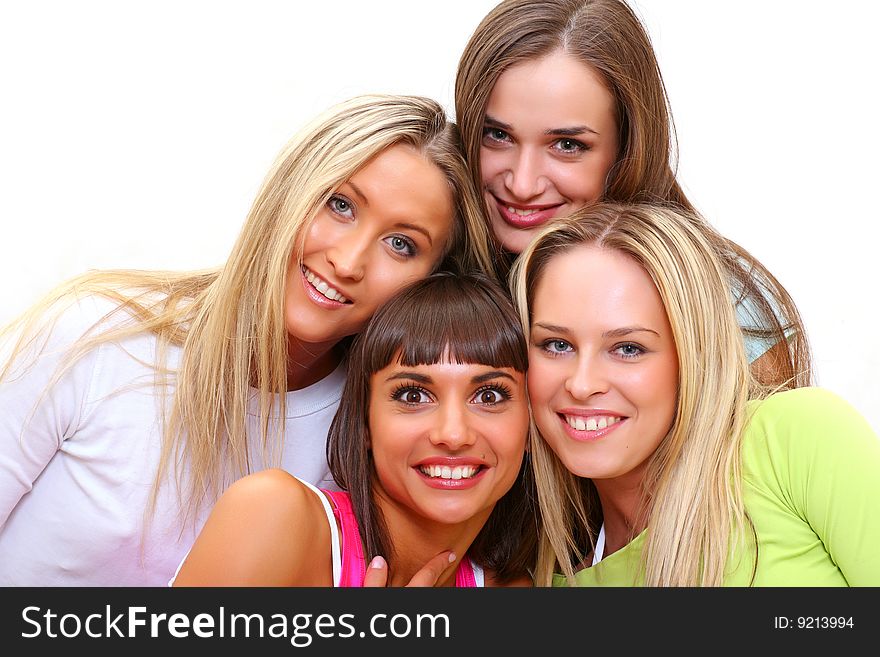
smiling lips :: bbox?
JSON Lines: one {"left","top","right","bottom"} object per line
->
{"left": 492, "top": 196, "right": 563, "bottom": 229}
{"left": 418, "top": 464, "right": 481, "bottom": 480}
{"left": 301, "top": 265, "right": 351, "bottom": 305}
{"left": 560, "top": 412, "right": 626, "bottom": 441}
{"left": 415, "top": 460, "right": 487, "bottom": 490}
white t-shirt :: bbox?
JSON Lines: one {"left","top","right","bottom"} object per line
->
{"left": 0, "top": 295, "right": 346, "bottom": 586}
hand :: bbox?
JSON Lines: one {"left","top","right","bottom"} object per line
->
{"left": 362, "top": 552, "right": 456, "bottom": 587}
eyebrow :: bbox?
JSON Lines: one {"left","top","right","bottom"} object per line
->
{"left": 346, "top": 182, "right": 369, "bottom": 208}
{"left": 533, "top": 323, "right": 660, "bottom": 338}
{"left": 342, "top": 183, "right": 434, "bottom": 246}
{"left": 484, "top": 115, "right": 513, "bottom": 131}
{"left": 546, "top": 125, "right": 598, "bottom": 137}
{"left": 484, "top": 114, "right": 598, "bottom": 137}
{"left": 384, "top": 369, "right": 517, "bottom": 384}
{"left": 395, "top": 222, "right": 434, "bottom": 246}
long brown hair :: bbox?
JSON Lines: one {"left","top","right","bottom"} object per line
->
{"left": 455, "top": 0, "right": 811, "bottom": 389}
{"left": 327, "top": 272, "right": 536, "bottom": 583}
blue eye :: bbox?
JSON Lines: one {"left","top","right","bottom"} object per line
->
{"left": 540, "top": 339, "right": 573, "bottom": 355}
{"left": 328, "top": 194, "right": 354, "bottom": 218}
{"left": 614, "top": 343, "right": 645, "bottom": 359}
{"left": 384, "top": 234, "right": 417, "bottom": 257}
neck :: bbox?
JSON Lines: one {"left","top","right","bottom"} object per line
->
{"left": 375, "top": 491, "right": 492, "bottom": 587}
{"left": 593, "top": 470, "right": 649, "bottom": 558}
{"left": 286, "top": 338, "right": 342, "bottom": 391}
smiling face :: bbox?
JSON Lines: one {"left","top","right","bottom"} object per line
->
{"left": 367, "top": 356, "right": 528, "bottom": 529}
{"left": 526, "top": 245, "right": 678, "bottom": 493}
{"left": 285, "top": 143, "right": 453, "bottom": 365}
{"left": 480, "top": 50, "right": 619, "bottom": 254}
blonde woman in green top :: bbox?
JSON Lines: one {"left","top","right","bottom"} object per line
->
{"left": 511, "top": 202, "right": 880, "bottom": 586}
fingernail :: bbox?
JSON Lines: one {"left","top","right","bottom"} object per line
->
{"left": 370, "top": 556, "right": 386, "bottom": 569}
{"left": 448, "top": 552, "right": 456, "bottom": 563}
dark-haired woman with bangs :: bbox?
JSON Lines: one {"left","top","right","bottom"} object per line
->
{"left": 173, "top": 272, "right": 535, "bottom": 587}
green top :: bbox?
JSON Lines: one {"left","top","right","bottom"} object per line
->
{"left": 553, "top": 388, "right": 880, "bottom": 586}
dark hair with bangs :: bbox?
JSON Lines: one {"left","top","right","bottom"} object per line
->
{"left": 327, "top": 271, "right": 537, "bottom": 583}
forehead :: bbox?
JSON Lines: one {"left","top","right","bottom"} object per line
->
{"left": 487, "top": 50, "right": 617, "bottom": 130}
{"left": 346, "top": 143, "right": 454, "bottom": 237}
{"left": 532, "top": 245, "right": 667, "bottom": 327}
{"left": 371, "top": 357, "right": 524, "bottom": 383}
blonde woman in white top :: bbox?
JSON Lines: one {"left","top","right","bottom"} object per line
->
{"left": 0, "top": 94, "right": 492, "bottom": 585}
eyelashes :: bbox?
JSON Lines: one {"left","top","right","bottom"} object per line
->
{"left": 481, "top": 125, "right": 592, "bottom": 156}
{"left": 327, "top": 194, "right": 354, "bottom": 218}
{"left": 389, "top": 381, "right": 514, "bottom": 406}
{"left": 535, "top": 338, "right": 647, "bottom": 360}
{"left": 390, "top": 383, "right": 432, "bottom": 405}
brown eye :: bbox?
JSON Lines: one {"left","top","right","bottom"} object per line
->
{"left": 471, "top": 385, "right": 511, "bottom": 406}
{"left": 482, "top": 126, "right": 510, "bottom": 143}
{"left": 552, "top": 138, "right": 587, "bottom": 155}
{"left": 392, "top": 385, "right": 432, "bottom": 405}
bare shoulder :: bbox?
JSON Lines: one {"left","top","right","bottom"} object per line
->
{"left": 222, "top": 468, "right": 319, "bottom": 510}
{"left": 173, "top": 469, "right": 333, "bottom": 586}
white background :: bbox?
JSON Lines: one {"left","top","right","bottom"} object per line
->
{"left": 1, "top": 1, "right": 877, "bottom": 432}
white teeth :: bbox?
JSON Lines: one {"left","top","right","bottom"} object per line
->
{"left": 565, "top": 415, "right": 621, "bottom": 432}
{"left": 507, "top": 206, "right": 540, "bottom": 216}
{"left": 419, "top": 464, "right": 480, "bottom": 480}
{"left": 302, "top": 266, "right": 349, "bottom": 303}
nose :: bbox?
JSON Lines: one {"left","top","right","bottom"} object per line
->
{"left": 564, "top": 354, "right": 609, "bottom": 401}
{"left": 429, "top": 402, "right": 477, "bottom": 451}
{"left": 504, "top": 148, "right": 547, "bottom": 200}
{"left": 325, "top": 229, "right": 368, "bottom": 282}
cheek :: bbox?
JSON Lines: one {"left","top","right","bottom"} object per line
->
{"left": 370, "top": 263, "right": 434, "bottom": 310}
{"left": 480, "top": 148, "right": 506, "bottom": 183}
{"left": 302, "top": 214, "right": 336, "bottom": 253}
{"left": 284, "top": 253, "right": 299, "bottom": 295}
{"left": 526, "top": 359, "right": 559, "bottom": 406}
{"left": 553, "top": 163, "right": 607, "bottom": 204}
{"left": 628, "top": 364, "right": 677, "bottom": 423}
{"left": 658, "top": 362, "right": 679, "bottom": 425}
{"left": 497, "top": 401, "right": 530, "bottom": 446}
{"left": 511, "top": 409, "right": 531, "bottom": 456}
{"left": 367, "top": 419, "right": 403, "bottom": 478}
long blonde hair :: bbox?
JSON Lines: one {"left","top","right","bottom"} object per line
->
{"left": 456, "top": 0, "right": 811, "bottom": 390}
{"left": 1, "top": 94, "right": 492, "bottom": 524}
{"left": 511, "top": 203, "right": 759, "bottom": 586}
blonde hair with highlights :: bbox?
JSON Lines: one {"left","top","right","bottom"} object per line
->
{"left": 1, "top": 94, "right": 492, "bottom": 526}
{"left": 456, "top": 0, "right": 811, "bottom": 390}
{"left": 512, "top": 203, "right": 760, "bottom": 586}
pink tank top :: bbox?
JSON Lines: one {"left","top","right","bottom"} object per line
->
{"left": 323, "top": 489, "right": 479, "bottom": 587}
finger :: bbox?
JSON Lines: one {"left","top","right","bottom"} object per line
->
{"left": 405, "top": 551, "right": 456, "bottom": 588}
{"left": 362, "top": 555, "right": 389, "bottom": 588}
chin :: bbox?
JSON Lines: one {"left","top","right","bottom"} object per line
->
{"left": 498, "top": 231, "right": 539, "bottom": 256}
{"left": 416, "top": 502, "right": 484, "bottom": 526}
